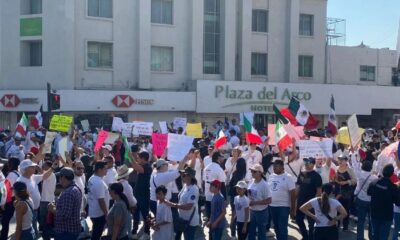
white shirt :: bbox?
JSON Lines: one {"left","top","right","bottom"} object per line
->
{"left": 234, "top": 195, "right": 250, "bottom": 222}
{"left": 6, "top": 171, "right": 20, "bottom": 186}
{"left": 190, "top": 158, "right": 203, "bottom": 190}
{"left": 6, "top": 144, "right": 25, "bottom": 161}
{"left": 242, "top": 149, "right": 262, "bottom": 182}
{"left": 350, "top": 153, "right": 378, "bottom": 202}
{"left": 308, "top": 197, "right": 342, "bottom": 227}
{"left": 104, "top": 167, "right": 117, "bottom": 186}
{"left": 225, "top": 157, "right": 237, "bottom": 184}
{"left": 178, "top": 184, "right": 200, "bottom": 226}
{"left": 248, "top": 179, "right": 271, "bottom": 211}
{"left": 149, "top": 170, "right": 180, "bottom": 201}
{"left": 120, "top": 179, "right": 137, "bottom": 207}
{"left": 203, "top": 156, "right": 212, "bottom": 168}
{"left": 229, "top": 136, "right": 240, "bottom": 148}
{"left": 314, "top": 164, "right": 331, "bottom": 184}
{"left": 17, "top": 175, "right": 42, "bottom": 209}
{"left": 284, "top": 158, "right": 303, "bottom": 182}
{"left": 168, "top": 163, "right": 179, "bottom": 194}
{"left": 41, "top": 172, "right": 56, "bottom": 202}
{"left": 203, "top": 162, "right": 226, "bottom": 201}
{"left": 268, "top": 172, "right": 295, "bottom": 207}
{"left": 88, "top": 175, "right": 109, "bottom": 218}
{"left": 74, "top": 174, "right": 86, "bottom": 211}
{"left": 374, "top": 153, "right": 394, "bottom": 176}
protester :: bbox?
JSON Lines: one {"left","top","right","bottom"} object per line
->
{"left": 105, "top": 182, "right": 132, "bottom": 240}
{"left": 13, "top": 181, "right": 35, "bottom": 240}
{"left": 88, "top": 161, "right": 109, "bottom": 240}
{"left": 300, "top": 183, "right": 348, "bottom": 240}
{"left": 368, "top": 164, "right": 400, "bottom": 240}
{"left": 247, "top": 164, "right": 271, "bottom": 240}
{"left": 295, "top": 157, "right": 323, "bottom": 240}
{"left": 48, "top": 168, "right": 82, "bottom": 240}
{"left": 72, "top": 160, "right": 86, "bottom": 212}
{"left": 39, "top": 160, "right": 56, "bottom": 240}
{"left": 268, "top": 159, "right": 296, "bottom": 240}
{"left": 152, "top": 185, "right": 174, "bottom": 240}
{"left": 242, "top": 143, "right": 262, "bottom": 182}
{"left": 232, "top": 180, "right": 250, "bottom": 240}
{"left": 207, "top": 180, "right": 227, "bottom": 240}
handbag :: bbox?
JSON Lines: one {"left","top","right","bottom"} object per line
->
{"left": 174, "top": 207, "right": 196, "bottom": 233}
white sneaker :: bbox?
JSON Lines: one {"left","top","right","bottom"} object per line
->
{"left": 266, "top": 231, "right": 275, "bottom": 237}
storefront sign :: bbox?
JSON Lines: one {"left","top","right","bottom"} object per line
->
{"left": 112, "top": 95, "right": 154, "bottom": 108}
{"left": 0, "top": 95, "right": 21, "bottom": 108}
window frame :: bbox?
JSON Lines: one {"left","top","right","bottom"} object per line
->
{"left": 20, "top": 40, "right": 43, "bottom": 67}
{"left": 299, "top": 14, "right": 314, "bottom": 36}
{"left": 86, "top": 41, "right": 113, "bottom": 69}
{"left": 360, "top": 65, "right": 376, "bottom": 81}
{"left": 251, "top": 52, "right": 268, "bottom": 76}
{"left": 252, "top": 9, "right": 268, "bottom": 33}
{"left": 151, "top": 0, "right": 173, "bottom": 25}
{"left": 151, "top": 46, "right": 174, "bottom": 72}
{"left": 203, "top": 0, "right": 221, "bottom": 74}
{"left": 87, "top": 0, "right": 113, "bottom": 19}
{"left": 298, "top": 55, "right": 313, "bottom": 78}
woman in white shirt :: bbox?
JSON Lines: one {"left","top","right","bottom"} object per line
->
{"left": 300, "top": 183, "right": 347, "bottom": 240}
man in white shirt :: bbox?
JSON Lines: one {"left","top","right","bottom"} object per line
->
{"left": 314, "top": 158, "right": 334, "bottom": 184}
{"left": 242, "top": 143, "right": 263, "bottom": 182}
{"left": 6, "top": 137, "right": 25, "bottom": 161}
{"left": 73, "top": 160, "right": 87, "bottom": 213}
{"left": 229, "top": 129, "right": 240, "bottom": 148}
{"left": 103, "top": 156, "right": 117, "bottom": 186}
{"left": 203, "top": 152, "right": 226, "bottom": 220}
{"left": 268, "top": 160, "right": 296, "bottom": 240}
{"left": 39, "top": 161, "right": 56, "bottom": 240}
{"left": 88, "top": 161, "right": 109, "bottom": 240}
{"left": 16, "top": 159, "right": 54, "bottom": 237}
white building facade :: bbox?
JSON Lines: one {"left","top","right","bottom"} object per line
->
{"left": 0, "top": 0, "right": 398, "bottom": 130}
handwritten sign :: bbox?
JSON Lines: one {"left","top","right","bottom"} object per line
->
{"left": 112, "top": 117, "right": 124, "bottom": 132}
{"left": 167, "top": 133, "right": 194, "bottom": 161}
{"left": 121, "top": 123, "right": 135, "bottom": 137}
{"left": 42, "top": 131, "right": 57, "bottom": 154}
{"left": 58, "top": 137, "right": 68, "bottom": 161}
{"left": 49, "top": 115, "right": 73, "bottom": 132}
{"left": 299, "top": 139, "right": 333, "bottom": 159}
{"left": 159, "top": 121, "right": 168, "bottom": 134}
{"left": 132, "top": 121, "right": 153, "bottom": 136}
{"left": 94, "top": 130, "right": 109, "bottom": 152}
{"left": 104, "top": 132, "right": 120, "bottom": 144}
{"left": 173, "top": 117, "right": 187, "bottom": 130}
{"left": 152, "top": 133, "right": 168, "bottom": 157}
{"left": 81, "top": 120, "right": 90, "bottom": 132}
{"left": 186, "top": 123, "right": 203, "bottom": 138}
{"left": 347, "top": 114, "right": 361, "bottom": 148}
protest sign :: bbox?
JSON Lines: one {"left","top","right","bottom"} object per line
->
{"left": 347, "top": 114, "right": 361, "bottom": 148}
{"left": 58, "top": 137, "right": 68, "bottom": 161}
{"left": 104, "top": 132, "right": 120, "bottom": 144}
{"left": 122, "top": 123, "right": 135, "bottom": 137}
{"left": 173, "top": 117, "right": 187, "bottom": 130}
{"left": 132, "top": 121, "right": 153, "bottom": 136}
{"left": 159, "top": 121, "right": 168, "bottom": 134}
{"left": 112, "top": 117, "right": 124, "bottom": 132}
{"left": 152, "top": 133, "right": 168, "bottom": 157}
{"left": 94, "top": 130, "right": 109, "bottom": 151}
{"left": 336, "top": 127, "right": 364, "bottom": 145}
{"left": 49, "top": 115, "right": 73, "bottom": 132}
{"left": 299, "top": 139, "right": 333, "bottom": 159}
{"left": 186, "top": 123, "right": 202, "bottom": 138}
{"left": 167, "top": 133, "right": 194, "bottom": 161}
{"left": 42, "top": 131, "right": 57, "bottom": 154}
{"left": 81, "top": 120, "right": 90, "bottom": 132}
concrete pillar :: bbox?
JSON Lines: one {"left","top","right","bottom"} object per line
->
{"left": 287, "top": 0, "right": 299, "bottom": 82}
{"left": 222, "top": 0, "right": 236, "bottom": 81}
{"left": 239, "top": 0, "right": 252, "bottom": 81}
{"left": 190, "top": 0, "right": 204, "bottom": 82}
{"left": 138, "top": 0, "right": 151, "bottom": 89}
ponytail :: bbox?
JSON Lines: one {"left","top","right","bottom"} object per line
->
{"left": 118, "top": 192, "right": 130, "bottom": 210}
{"left": 320, "top": 192, "right": 330, "bottom": 215}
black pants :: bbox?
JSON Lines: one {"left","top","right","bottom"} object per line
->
{"left": 296, "top": 208, "right": 315, "bottom": 240}
{"left": 237, "top": 222, "right": 249, "bottom": 240}
{"left": 133, "top": 197, "right": 150, "bottom": 235}
{"left": 0, "top": 200, "right": 15, "bottom": 240}
{"left": 90, "top": 215, "right": 106, "bottom": 240}
{"left": 314, "top": 226, "right": 339, "bottom": 240}
{"left": 337, "top": 197, "right": 350, "bottom": 229}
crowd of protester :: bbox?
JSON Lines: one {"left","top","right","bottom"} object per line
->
{"left": 0, "top": 119, "right": 400, "bottom": 240}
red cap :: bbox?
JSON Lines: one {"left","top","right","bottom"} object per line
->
{"left": 30, "top": 147, "right": 39, "bottom": 155}
{"left": 210, "top": 179, "right": 222, "bottom": 188}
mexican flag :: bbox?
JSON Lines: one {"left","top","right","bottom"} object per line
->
{"left": 15, "top": 113, "right": 28, "bottom": 138}
{"left": 275, "top": 121, "right": 292, "bottom": 151}
{"left": 122, "top": 135, "right": 132, "bottom": 163}
{"left": 245, "top": 126, "right": 263, "bottom": 144}
{"left": 327, "top": 95, "right": 338, "bottom": 135}
{"left": 214, "top": 130, "right": 227, "bottom": 149}
{"left": 288, "top": 97, "right": 320, "bottom": 129}
{"left": 31, "top": 105, "right": 43, "bottom": 129}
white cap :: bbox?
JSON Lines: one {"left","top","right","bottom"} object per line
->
{"left": 102, "top": 145, "right": 112, "bottom": 151}
{"left": 19, "top": 159, "right": 37, "bottom": 170}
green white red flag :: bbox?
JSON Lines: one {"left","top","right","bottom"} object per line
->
{"left": 15, "top": 113, "right": 28, "bottom": 138}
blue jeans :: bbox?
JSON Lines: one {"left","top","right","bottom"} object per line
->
{"left": 356, "top": 198, "right": 372, "bottom": 240}
{"left": 249, "top": 208, "right": 268, "bottom": 240}
{"left": 211, "top": 228, "right": 224, "bottom": 240}
{"left": 371, "top": 218, "right": 391, "bottom": 240}
{"left": 21, "top": 228, "right": 35, "bottom": 240}
{"left": 54, "top": 232, "right": 79, "bottom": 240}
{"left": 393, "top": 212, "right": 400, "bottom": 240}
{"left": 270, "top": 206, "right": 290, "bottom": 240}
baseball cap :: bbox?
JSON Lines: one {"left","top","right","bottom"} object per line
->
{"left": 249, "top": 164, "right": 264, "bottom": 173}
{"left": 57, "top": 167, "right": 75, "bottom": 180}
{"left": 179, "top": 167, "right": 196, "bottom": 178}
{"left": 210, "top": 179, "right": 222, "bottom": 188}
{"left": 235, "top": 180, "right": 248, "bottom": 189}
{"left": 102, "top": 145, "right": 112, "bottom": 151}
{"left": 19, "top": 159, "right": 37, "bottom": 170}
{"left": 303, "top": 157, "right": 316, "bottom": 164}
{"left": 337, "top": 154, "right": 348, "bottom": 161}
{"left": 155, "top": 159, "right": 168, "bottom": 169}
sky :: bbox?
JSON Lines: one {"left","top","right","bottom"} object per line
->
{"left": 327, "top": 0, "right": 399, "bottom": 50}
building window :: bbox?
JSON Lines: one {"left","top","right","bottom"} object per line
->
{"left": 21, "top": 0, "right": 42, "bottom": 15}
{"left": 151, "top": 0, "right": 173, "bottom": 24}
{"left": 87, "top": 42, "right": 113, "bottom": 68}
{"left": 299, "top": 14, "right": 314, "bottom": 36}
{"left": 203, "top": 0, "right": 220, "bottom": 74}
{"left": 88, "top": 0, "right": 112, "bottom": 18}
{"left": 360, "top": 65, "right": 376, "bottom": 81}
{"left": 252, "top": 10, "right": 268, "bottom": 33}
{"left": 151, "top": 46, "right": 173, "bottom": 72}
{"left": 298, "top": 55, "right": 313, "bottom": 77}
{"left": 251, "top": 53, "right": 267, "bottom": 75}
{"left": 20, "top": 40, "right": 42, "bottom": 66}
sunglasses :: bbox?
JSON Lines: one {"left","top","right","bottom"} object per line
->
{"left": 250, "top": 170, "right": 258, "bottom": 173}
{"left": 76, "top": 167, "right": 85, "bottom": 170}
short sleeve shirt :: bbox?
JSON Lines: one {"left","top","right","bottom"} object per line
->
{"left": 308, "top": 197, "right": 342, "bottom": 227}
{"left": 203, "top": 163, "right": 226, "bottom": 201}
{"left": 178, "top": 184, "right": 200, "bottom": 226}
{"left": 210, "top": 193, "right": 226, "bottom": 229}
{"left": 268, "top": 172, "right": 295, "bottom": 207}
{"left": 134, "top": 163, "right": 152, "bottom": 198}
{"left": 17, "top": 175, "right": 43, "bottom": 209}
{"left": 88, "top": 175, "right": 109, "bottom": 218}
{"left": 234, "top": 195, "right": 250, "bottom": 222}
{"left": 296, "top": 171, "right": 323, "bottom": 205}
{"left": 248, "top": 179, "right": 271, "bottom": 211}
{"left": 107, "top": 200, "right": 131, "bottom": 239}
